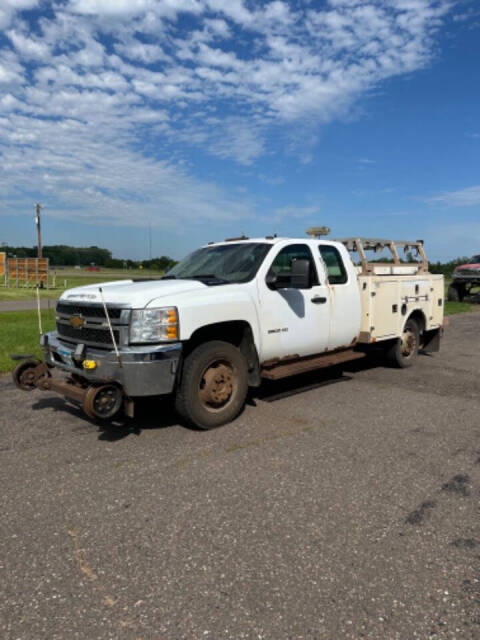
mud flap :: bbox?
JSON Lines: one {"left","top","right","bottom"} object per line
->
{"left": 422, "top": 328, "right": 441, "bottom": 353}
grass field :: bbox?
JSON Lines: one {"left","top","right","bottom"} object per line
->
{"left": 0, "top": 267, "right": 163, "bottom": 301}
{"left": 0, "top": 310, "right": 56, "bottom": 374}
{"left": 0, "top": 300, "right": 477, "bottom": 375}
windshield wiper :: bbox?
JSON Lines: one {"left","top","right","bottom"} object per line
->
{"left": 189, "top": 274, "right": 230, "bottom": 284}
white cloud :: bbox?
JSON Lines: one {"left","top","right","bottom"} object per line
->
{"left": 114, "top": 40, "right": 170, "bottom": 64}
{"left": 0, "top": 112, "right": 254, "bottom": 229}
{"left": 274, "top": 205, "right": 320, "bottom": 219}
{"left": 428, "top": 186, "right": 480, "bottom": 207}
{"left": 7, "top": 29, "right": 50, "bottom": 59}
{"left": 207, "top": 118, "right": 265, "bottom": 165}
{"left": 0, "top": 0, "right": 453, "bottom": 229}
{"left": 0, "top": 0, "right": 39, "bottom": 29}
{"left": 68, "top": 0, "right": 203, "bottom": 18}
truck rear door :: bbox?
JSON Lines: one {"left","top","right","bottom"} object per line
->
{"left": 317, "top": 243, "right": 361, "bottom": 350}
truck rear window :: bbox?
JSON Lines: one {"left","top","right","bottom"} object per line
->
{"left": 319, "top": 245, "right": 347, "bottom": 285}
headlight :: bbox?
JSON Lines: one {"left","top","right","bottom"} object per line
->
{"left": 129, "top": 307, "right": 179, "bottom": 343}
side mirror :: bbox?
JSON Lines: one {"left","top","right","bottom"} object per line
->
{"left": 290, "top": 259, "right": 311, "bottom": 289}
{"left": 265, "top": 272, "right": 278, "bottom": 289}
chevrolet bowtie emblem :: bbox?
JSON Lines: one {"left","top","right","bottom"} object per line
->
{"left": 69, "top": 315, "right": 84, "bottom": 329}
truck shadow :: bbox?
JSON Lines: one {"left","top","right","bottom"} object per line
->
{"left": 31, "top": 352, "right": 393, "bottom": 441}
{"left": 31, "top": 394, "right": 179, "bottom": 441}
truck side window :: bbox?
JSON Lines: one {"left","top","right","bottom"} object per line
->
{"left": 319, "top": 245, "right": 347, "bottom": 285}
{"left": 268, "top": 244, "right": 318, "bottom": 286}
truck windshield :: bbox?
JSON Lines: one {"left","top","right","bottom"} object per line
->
{"left": 165, "top": 243, "right": 272, "bottom": 284}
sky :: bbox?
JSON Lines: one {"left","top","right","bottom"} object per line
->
{"left": 0, "top": 0, "right": 479, "bottom": 261}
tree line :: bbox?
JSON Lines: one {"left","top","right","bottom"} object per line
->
{"left": 1, "top": 245, "right": 177, "bottom": 271}
{"left": 428, "top": 258, "right": 471, "bottom": 278}
{"left": 1, "top": 243, "right": 471, "bottom": 277}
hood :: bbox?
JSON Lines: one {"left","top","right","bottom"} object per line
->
{"left": 454, "top": 262, "right": 480, "bottom": 271}
{"left": 60, "top": 278, "right": 206, "bottom": 307}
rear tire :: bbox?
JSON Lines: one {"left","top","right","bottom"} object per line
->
{"left": 175, "top": 340, "right": 248, "bottom": 429}
{"left": 385, "top": 318, "right": 420, "bottom": 368}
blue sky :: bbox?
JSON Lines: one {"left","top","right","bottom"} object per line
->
{"left": 0, "top": 0, "right": 479, "bottom": 261}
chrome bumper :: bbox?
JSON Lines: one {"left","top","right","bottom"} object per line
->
{"left": 42, "top": 332, "right": 182, "bottom": 397}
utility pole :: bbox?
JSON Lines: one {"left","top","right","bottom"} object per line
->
{"left": 148, "top": 222, "right": 152, "bottom": 260}
{"left": 35, "top": 203, "right": 43, "bottom": 258}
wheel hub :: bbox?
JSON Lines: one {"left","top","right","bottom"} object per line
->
{"left": 94, "top": 388, "right": 120, "bottom": 416}
{"left": 83, "top": 384, "right": 123, "bottom": 420}
{"left": 19, "top": 368, "right": 36, "bottom": 388}
{"left": 200, "top": 363, "right": 234, "bottom": 408}
{"left": 401, "top": 329, "right": 416, "bottom": 357}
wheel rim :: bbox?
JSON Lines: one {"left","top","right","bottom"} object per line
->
{"left": 84, "top": 385, "right": 122, "bottom": 420}
{"left": 199, "top": 359, "right": 236, "bottom": 412}
{"left": 401, "top": 326, "right": 417, "bottom": 358}
{"left": 19, "top": 366, "right": 37, "bottom": 389}
{"left": 13, "top": 360, "right": 41, "bottom": 391}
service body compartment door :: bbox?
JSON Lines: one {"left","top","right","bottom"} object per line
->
{"left": 370, "top": 279, "right": 401, "bottom": 339}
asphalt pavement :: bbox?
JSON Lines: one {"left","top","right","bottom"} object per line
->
{"left": 0, "top": 299, "right": 57, "bottom": 312}
{"left": 1, "top": 311, "right": 480, "bottom": 639}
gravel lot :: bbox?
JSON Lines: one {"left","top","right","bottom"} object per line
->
{"left": 1, "top": 311, "right": 479, "bottom": 640}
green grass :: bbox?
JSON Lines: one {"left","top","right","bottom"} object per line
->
{"left": 0, "top": 268, "right": 163, "bottom": 301}
{"left": 0, "top": 310, "right": 56, "bottom": 374}
{"left": 444, "top": 301, "right": 476, "bottom": 315}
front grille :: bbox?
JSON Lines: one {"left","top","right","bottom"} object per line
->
{"left": 56, "top": 302, "right": 123, "bottom": 319}
{"left": 57, "top": 322, "right": 119, "bottom": 346}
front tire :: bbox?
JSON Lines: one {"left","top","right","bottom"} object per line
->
{"left": 175, "top": 340, "right": 248, "bottom": 429}
{"left": 385, "top": 318, "right": 420, "bottom": 368}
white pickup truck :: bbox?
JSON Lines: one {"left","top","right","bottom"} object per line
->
{"left": 13, "top": 236, "right": 444, "bottom": 429}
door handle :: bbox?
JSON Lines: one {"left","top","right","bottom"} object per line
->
{"left": 311, "top": 296, "right": 327, "bottom": 304}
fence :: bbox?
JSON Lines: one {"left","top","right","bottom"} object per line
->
{"left": 7, "top": 258, "right": 49, "bottom": 287}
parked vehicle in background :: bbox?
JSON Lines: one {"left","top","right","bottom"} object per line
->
{"left": 13, "top": 235, "right": 444, "bottom": 430}
{"left": 448, "top": 255, "right": 480, "bottom": 301}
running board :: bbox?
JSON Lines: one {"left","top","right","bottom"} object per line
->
{"left": 261, "top": 349, "right": 365, "bottom": 381}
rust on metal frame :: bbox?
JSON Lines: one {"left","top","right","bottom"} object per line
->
{"left": 335, "top": 238, "right": 429, "bottom": 275}
{"left": 261, "top": 348, "right": 365, "bottom": 380}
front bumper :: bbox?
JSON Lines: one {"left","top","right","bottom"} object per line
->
{"left": 42, "top": 331, "right": 182, "bottom": 397}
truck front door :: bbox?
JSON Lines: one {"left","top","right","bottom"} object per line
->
{"left": 257, "top": 243, "right": 330, "bottom": 362}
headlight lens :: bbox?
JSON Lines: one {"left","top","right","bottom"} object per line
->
{"left": 129, "top": 307, "right": 179, "bottom": 343}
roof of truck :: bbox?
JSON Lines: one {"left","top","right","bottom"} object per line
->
{"left": 204, "top": 236, "right": 338, "bottom": 247}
